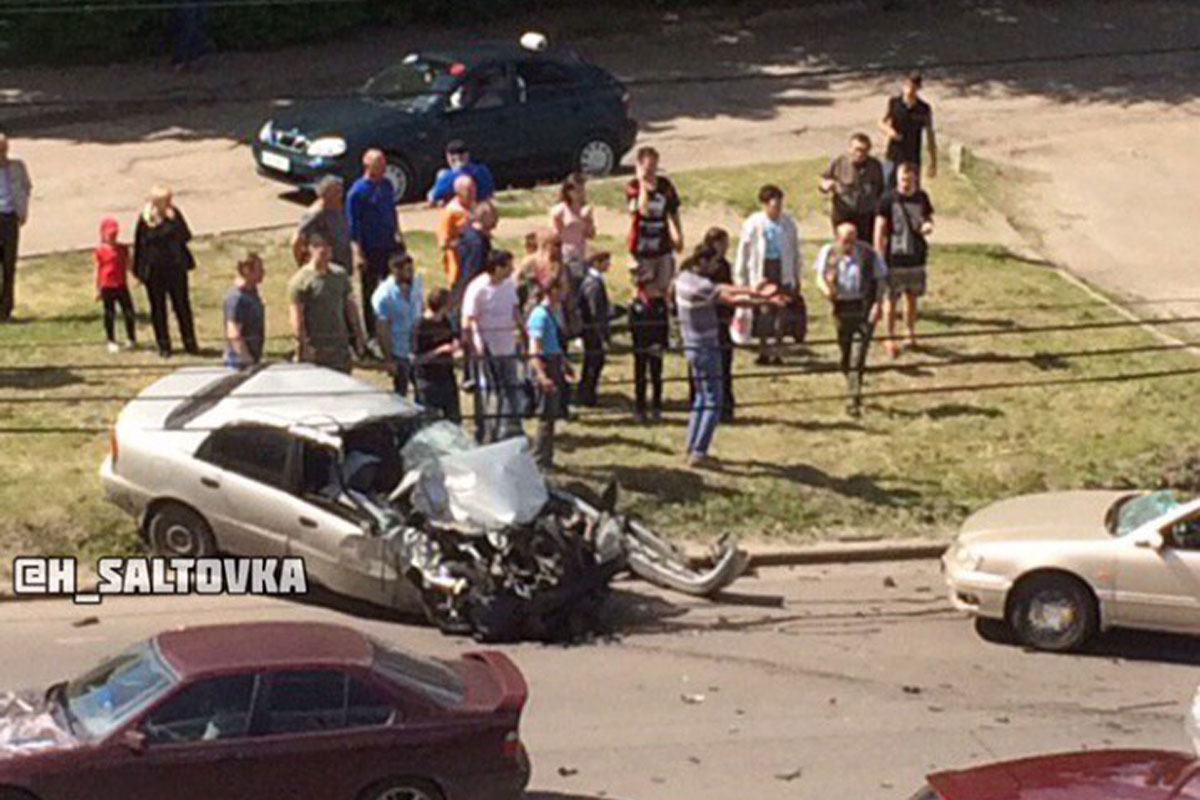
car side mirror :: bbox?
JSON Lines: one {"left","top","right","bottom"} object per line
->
{"left": 122, "top": 728, "right": 147, "bottom": 754}
{"left": 1134, "top": 530, "right": 1165, "bottom": 550}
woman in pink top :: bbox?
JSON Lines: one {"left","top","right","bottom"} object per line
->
{"left": 550, "top": 173, "right": 595, "bottom": 267}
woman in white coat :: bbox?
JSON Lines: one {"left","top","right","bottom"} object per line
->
{"left": 734, "top": 184, "right": 803, "bottom": 364}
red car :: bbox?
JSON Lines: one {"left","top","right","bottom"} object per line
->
{"left": 0, "top": 622, "right": 530, "bottom": 800}
{"left": 913, "top": 750, "right": 1200, "bottom": 800}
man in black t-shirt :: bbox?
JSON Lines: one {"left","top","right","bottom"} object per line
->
{"left": 874, "top": 162, "right": 934, "bottom": 355}
{"left": 879, "top": 72, "right": 938, "bottom": 187}
{"left": 413, "top": 288, "right": 462, "bottom": 423}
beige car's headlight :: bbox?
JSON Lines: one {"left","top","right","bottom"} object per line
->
{"left": 952, "top": 544, "right": 983, "bottom": 572}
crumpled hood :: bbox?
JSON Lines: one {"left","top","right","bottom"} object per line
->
{"left": 408, "top": 437, "right": 550, "bottom": 530}
{"left": 957, "top": 490, "right": 1128, "bottom": 545}
{"left": 0, "top": 689, "right": 78, "bottom": 758}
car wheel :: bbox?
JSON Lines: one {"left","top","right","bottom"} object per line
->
{"left": 147, "top": 504, "right": 216, "bottom": 558}
{"left": 576, "top": 134, "right": 617, "bottom": 177}
{"left": 382, "top": 155, "right": 416, "bottom": 204}
{"left": 1008, "top": 573, "right": 1097, "bottom": 652}
{"left": 360, "top": 779, "right": 442, "bottom": 800}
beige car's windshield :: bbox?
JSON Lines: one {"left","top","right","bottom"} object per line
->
{"left": 1112, "top": 490, "right": 1191, "bottom": 536}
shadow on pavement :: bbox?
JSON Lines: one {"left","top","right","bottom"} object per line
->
{"left": 975, "top": 618, "right": 1200, "bottom": 666}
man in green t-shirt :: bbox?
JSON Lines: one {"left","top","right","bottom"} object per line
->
{"left": 287, "top": 232, "right": 366, "bottom": 373}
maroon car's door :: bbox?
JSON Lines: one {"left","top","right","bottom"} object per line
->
{"left": 41, "top": 674, "right": 268, "bottom": 800}
{"left": 242, "top": 668, "right": 449, "bottom": 800}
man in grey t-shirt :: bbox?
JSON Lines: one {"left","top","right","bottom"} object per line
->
{"left": 292, "top": 176, "right": 352, "bottom": 270}
{"left": 675, "top": 246, "right": 775, "bottom": 468}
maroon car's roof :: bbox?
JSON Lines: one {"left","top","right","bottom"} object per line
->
{"left": 154, "top": 622, "right": 374, "bottom": 677}
{"left": 928, "top": 750, "right": 1199, "bottom": 800}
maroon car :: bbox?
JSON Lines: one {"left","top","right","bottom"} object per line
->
{"left": 0, "top": 622, "right": 530, "bottom": 800}
{"left": 913, "top": 749, "right": 1200, "bottom": 800}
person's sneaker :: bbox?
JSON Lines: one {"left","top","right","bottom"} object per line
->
{"left": 123, "top": 340, "right": 137, "bottom": 351}
{"left": 106, "top": 341, "right": 120, "bottom": 354}
{"left": 687, "top": 453, "right": 720, "bottom": 470}
{"left": 754, "top": 353, "right": 770, "bottom": 366}
{"left": 650, "top": 408, "right": 663, "bottom": 423}
{"left": 158, "top": 349, "right": 172, "bottom": 359}
{"left": 846, "top": 401, "right": 862, "bottom": 418}
{"left": 365, "top": 338, "right": 385, "bottom": 361}
{"left": 634, "top": 410, "right": 648, "bottom": 424}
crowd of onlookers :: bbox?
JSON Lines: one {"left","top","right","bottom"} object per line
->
{"left": 0, "top": 71, "right": 939, "bottom": 472}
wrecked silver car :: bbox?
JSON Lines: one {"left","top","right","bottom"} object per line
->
{"left": 101, "top": 364, "right": 746, "bottom": 641}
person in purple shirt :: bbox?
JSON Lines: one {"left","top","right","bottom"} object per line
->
{"left": 346, "top": 148, "right": 403, "bottom": 342}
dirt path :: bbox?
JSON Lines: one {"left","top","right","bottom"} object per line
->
{"left": 4, "top": 0, "right": 1199, "bottom": 323}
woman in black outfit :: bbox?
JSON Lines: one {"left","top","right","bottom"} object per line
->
{"left": 133, "top": 185, "right": 198, "bottom": 357}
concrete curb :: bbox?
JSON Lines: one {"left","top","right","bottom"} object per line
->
{"left": 689, "top": 539, "right": 948, "bottom": 569}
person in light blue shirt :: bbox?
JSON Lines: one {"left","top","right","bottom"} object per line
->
{"left": 527, "top": 281, "right": 573, "bottom": 470}
{"left": 371, "top": 251, "right": 423, "bottom": 397}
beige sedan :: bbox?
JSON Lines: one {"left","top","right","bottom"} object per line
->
{"left": 943, "top": 489, "right": 1200, "bottom": 651}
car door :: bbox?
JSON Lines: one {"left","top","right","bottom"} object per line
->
{"left": 441, "top": 62, "right": 526, "bottom": 178}
{"left": 192, "top": 424, "right": 303, "bottom": 557}
{"left": 62, "top": 674, "right": 266, "bottom": 800}
{"left": 287, "top": 439, "right": 398, "bottom": 606}
{"left": 1113, "top": 509, "right": 1200, "bottom": 632}
{"left": 514, "top": 58, "right": 588, "bottom": 172}
{"left": 241, "top": 668, "right": 426, "bottom": 800}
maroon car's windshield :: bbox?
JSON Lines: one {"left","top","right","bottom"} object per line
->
{"left": 370, "top": 639, "right": 465, "bottom": 707}
{"left": 64, "top": 642, "right": 176, "bottom": 739}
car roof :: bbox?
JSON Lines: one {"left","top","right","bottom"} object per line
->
{"left": 417, "top": 41, "right": 582, "bottom": 69}
{"left": 928, "top": 750, "right": 1198, "bottom": 800}
{"left": 154, "top": 621, "right": 375, "bottom": 678}
{"left": 147, "top": 363, "right": 420, "bottom": 434}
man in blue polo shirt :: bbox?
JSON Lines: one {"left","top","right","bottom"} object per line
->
{"left": 428, "top": 140, "right": 496, "bottom": 205}
{"left": 347, "top": 148, "right": 403, "bottom": 343}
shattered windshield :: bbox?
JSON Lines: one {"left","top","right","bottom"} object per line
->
{"left": 1114, "top": 490, "right": 1190, "bottom": 536}
{"left": 360, "top": 58, "right": 454, "bottom": 111}
{"left": 65, "top": 642, "right": 176, "bottom": 739}
{"left": 370, "top": 638, "right": 465, "bottom": 707}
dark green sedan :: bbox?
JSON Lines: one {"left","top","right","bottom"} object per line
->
{"left": 252, "top": 38, "right": 638, "bottom": 203}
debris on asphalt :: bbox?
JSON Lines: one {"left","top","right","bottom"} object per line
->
{"left": 71, "top": 616, "right": 99, "bottom": 628}
{"left": 774, "top": 768, "right": 804, "bottom": 782}
{"left": 995, "top": 715, "right": 1011, "bottom": 724}
{"left": 928, "top": 705, "right": 945, "bottom": 713}
{"left": 903, "top": 685, "right": 923, "bottom": 695}
{"left": 681, "top": 693, "right": 707, "bottom": 705}
{"left": 688, "top": 756, "right": 701, "bottom": 765}
{"left": 557, "top": 767, "right": 579, "bottom": 778}
{"left": 883, "top": 576, "right": 898, "bottom": 588}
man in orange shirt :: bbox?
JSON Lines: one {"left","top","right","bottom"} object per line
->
{"left": 438, "top": 174, "right": 487, "bottom": 334}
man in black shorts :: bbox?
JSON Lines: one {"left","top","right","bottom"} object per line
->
{"left": 875, "top": 162, "right": 934, "bottom": 355}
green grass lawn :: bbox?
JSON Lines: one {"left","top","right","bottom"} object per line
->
{"left": 2, "top": 179, "right": 1198, "bottom": 569}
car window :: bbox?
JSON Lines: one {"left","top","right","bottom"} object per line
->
{"left": 66, "top": 642, "right": 176, "bottom": 739}
{"left": 200, "top": 425, "right": 294, "bottom": 491}
{"left": 144, "top": 674, "right": 257, "bottom": 744}
{"left": 452, "top": 65, "right": 511, "bottom": 111}
{"left": 370, "top": 638, "right": 465, "bottom": 707}
{"left": 264, "top": 670, "right": 395, "bottom": 735}
{"left": 1115, "top": 490, "right": 1190, "bottom": 535}
{"left": 1169, "top": 516, "right": 1200, "bottom": 550}
{"left": 516, "top": 60, "right": 576, "bottom": 100}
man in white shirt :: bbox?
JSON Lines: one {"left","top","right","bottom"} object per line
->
{"left": 815, "top": 222, "right": 888, "bottom": 417}
{"left": 0, "top": 133, "right": 32, "bottom": 321}
{"left": 462, "top": 249, "right": 526, "bottom": 443}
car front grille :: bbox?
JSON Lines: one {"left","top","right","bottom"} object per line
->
{"left": 271, "top": 128, "right": 309, "bottom": 153}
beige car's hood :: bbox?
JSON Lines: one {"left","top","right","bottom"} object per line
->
{"left": 958, "top": 490, "right": 1130, "bottom": 545}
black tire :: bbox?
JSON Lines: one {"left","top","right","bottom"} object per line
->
{"left": 147, "top": 503, "right": 216, "bottom": 558}
{"left": 1007, "top": 573, "right": 1097, "bottom": 652}
{"left": 575, "top": 133, "right": 618, "bottom": 178}
{"left": 973, "top": 616, "right": 1014, "bottom": 645}
{"left": 382, "top": 153, "right": 417, "bottom": 204}
{"left": 359, "top": 778, "right": 442, "bottom": 800}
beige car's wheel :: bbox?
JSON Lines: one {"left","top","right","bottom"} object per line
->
{"left": 1008, "top": 573, "right": 1097, "bottom": 652}
{"left": 148, "top": 504, "right": 216, "bottom": 558}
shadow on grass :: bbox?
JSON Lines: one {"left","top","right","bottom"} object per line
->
{"left": 720, "top": 458, "right": 923, "bottom": 508}
{"left": 921, "top": 310, "right": 1020, "bottom": 329}
{"left": 562, "top": 462, "right": 741, "bottom": 504}
{"left": 0, "top": 365, "right": 84, "bottom": 390}
{"left": 876, "top": 402, "right": 1004, "bottom": 420}
{"left": 557, "top": 430, "right": 675, "bottom": 456}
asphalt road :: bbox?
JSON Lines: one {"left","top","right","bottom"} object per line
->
{"left": 1, "top": 559, "right": 1197, "bottom": 800}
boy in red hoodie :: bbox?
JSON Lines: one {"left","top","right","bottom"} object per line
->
{"left": 95, "top": 217, "right": 137, "bottom": 352}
